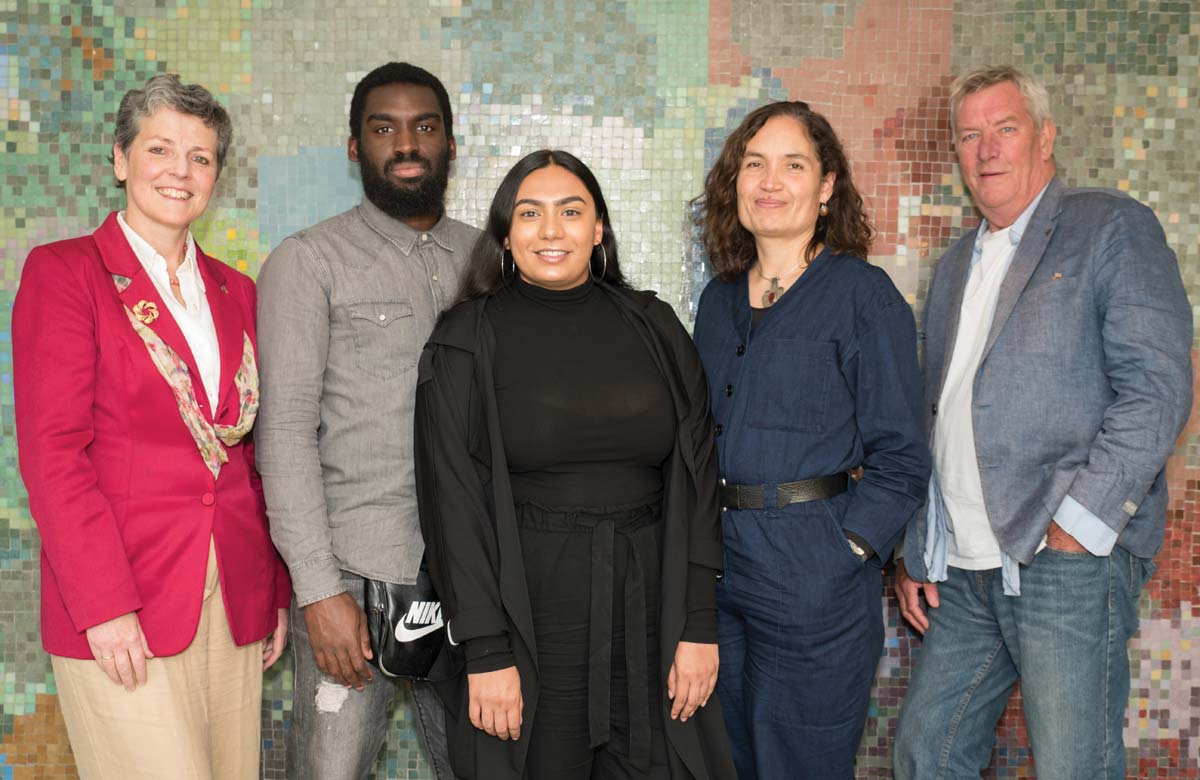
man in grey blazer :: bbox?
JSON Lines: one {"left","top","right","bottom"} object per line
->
{"left": 893, "top": 65, "right": 1192, "bottom": 779}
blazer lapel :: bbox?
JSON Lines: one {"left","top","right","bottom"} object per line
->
{"left": 980, "top": 178, "right": 1064, "bottom": 360}
{"left": 95, "top": 213, "right": 203, "bottom": 381}
{"left": 928, "top": 235, "right": 975, "bottom": 412}
{"left": 197, "top": 248, "right": 245, "bottom": 423}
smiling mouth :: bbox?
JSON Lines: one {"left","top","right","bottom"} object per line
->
{"left": 156, "top": 186, "right": 192, "bottom": 200}
{"left": 755, "top": 199, "right": 787, "bottom": 208}
{"left": 534, "top": 249, "right": 570, "bottom": 262}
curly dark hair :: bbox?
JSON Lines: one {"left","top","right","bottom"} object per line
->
{"left": 696, "top": 101, "right": 873, "bottom": 281}
{"left": 457, "top": 149, "right": 631, "bottom": 301}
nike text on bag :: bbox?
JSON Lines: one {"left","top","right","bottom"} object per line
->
{"left": 364, "top": 563, "right": 444, "bottom": 680}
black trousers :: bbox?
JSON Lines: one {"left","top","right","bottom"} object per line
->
{"left": 516, "top": 503, "right": 672, "bottom": 780}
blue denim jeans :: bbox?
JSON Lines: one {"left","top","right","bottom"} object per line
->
{"left": 287, "top": 572, "right": 456, "bottom": 780}
{"left": 894, "top": 546, "right": 1154, "bottom": 780}
{"left": 716, "top": 501, "right": 883, "bottom": 780}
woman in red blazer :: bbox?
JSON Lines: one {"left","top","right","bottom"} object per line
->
{"left": 12, "top": 74, "right": 289, "bottom": 779}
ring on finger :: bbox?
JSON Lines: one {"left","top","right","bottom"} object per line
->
{"left": 101, "top": 654, "right": 114, "bottom": 660}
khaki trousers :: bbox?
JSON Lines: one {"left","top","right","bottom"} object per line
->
{"left": 51, "top": 540, "right": 263, "bottom": 780}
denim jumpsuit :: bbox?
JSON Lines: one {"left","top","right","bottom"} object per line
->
{"left": 693, "top": 250, "right": 930, "bottom": 779}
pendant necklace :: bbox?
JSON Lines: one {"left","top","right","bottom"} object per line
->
{"left": 755, "top": 257, "right": 806, "bottom": 307}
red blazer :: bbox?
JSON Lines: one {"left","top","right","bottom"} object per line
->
{"left": 13, "top": 212, "right": 290, "bottom": 659}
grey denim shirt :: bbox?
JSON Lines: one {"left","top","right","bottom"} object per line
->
{"left": 255, "top": 199, "right": 479, "bottom": 606}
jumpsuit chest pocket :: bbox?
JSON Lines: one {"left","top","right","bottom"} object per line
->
{"left": 347, "top": 299, "right": 419, "bottom": 381}
{"left": 745, "top": 338, "right": 836, "bottom": 433}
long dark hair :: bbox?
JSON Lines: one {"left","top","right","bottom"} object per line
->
{"left": 696, "top": 101, "right": 874, "bottom": 281}
{"left": 457, "top": 149, "right": 631, "bottom": 301}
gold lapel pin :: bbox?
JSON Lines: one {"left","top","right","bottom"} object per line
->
{"left": 1051, "top": 272, "right": 1063, "bottom": 280}
{"left": 132, "top": 300, "right": 159, "bottom": 324}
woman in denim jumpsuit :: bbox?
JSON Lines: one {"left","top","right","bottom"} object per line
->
{"left": 692, "top": 101, "right": 930, "bottom": 779}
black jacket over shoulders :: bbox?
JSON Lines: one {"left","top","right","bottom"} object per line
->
{"left": 414, "top": 282, "right": 735, "bottom": 780}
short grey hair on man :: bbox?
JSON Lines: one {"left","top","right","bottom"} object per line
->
{"left": 110, "top": 73, "right": 233, "bottom": 187}
{"left": 949, "top": 65, "right": 1054, "bottom": 137}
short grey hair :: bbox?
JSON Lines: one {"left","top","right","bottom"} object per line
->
{"left": 111, "top": 74, "right": 233, "bottom": 187}
{"left": 949, "top": 65, "right": 1053, "bottom": 137}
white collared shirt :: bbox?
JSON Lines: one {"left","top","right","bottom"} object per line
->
{"left": 117, "top": 212, "right": 221, "bottom": 411}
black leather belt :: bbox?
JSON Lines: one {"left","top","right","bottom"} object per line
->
{"left": 719, "top": 474, "right": 848, "bottom": 510}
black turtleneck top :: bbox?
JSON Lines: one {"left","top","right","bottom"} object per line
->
{"left": 459, "top": 277, "right": 716, "bottom": 672}
{"left": 491, "top": 276, "right": 676, "bottom": 509}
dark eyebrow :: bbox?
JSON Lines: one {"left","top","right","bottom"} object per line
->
{"left": 743, "top": 150, "right": 814, "bottom": 162}
{"left": 514, "top": 196, "right": 587, "bottom": 208}
{"left": 365, "top": 112, "right": 443, "bottom": 125}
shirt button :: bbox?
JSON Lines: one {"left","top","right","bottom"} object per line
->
{"left": 931, "top": 402, "right": 938, "bottom": 415}
{"left": 714, "top": 423, "right": 724, "bottom": 436}
{"left": 725, "top": 384, "right": 734, "bottom": 397}
{"left": 432, "top": 275, "right": 439, "bottom": 281}
{"left": 201, "top": 492, "right": 215, "bottom": 506}
{"left": 735, "top": 345, "right": 745, "bottom": 356}
{"left": 379, "top": 314, "right": 387, "bottom": 322}
{"left": 421, "top": 233, "right": 430, "bottom": 242}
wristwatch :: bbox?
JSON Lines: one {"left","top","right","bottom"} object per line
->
{"left": 845, "top": 534, "right": 870, "bottom": 562}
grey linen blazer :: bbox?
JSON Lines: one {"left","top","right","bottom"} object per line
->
{"left": 903, "top": 177, "right": 1192, "bottom": 577}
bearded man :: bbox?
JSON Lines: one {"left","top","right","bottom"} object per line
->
{"left": 255, "top": 62, "right": 477, "bottom": 780}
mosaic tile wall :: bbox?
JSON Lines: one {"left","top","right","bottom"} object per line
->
{"left": 1, "top": 1, "right": 1196, "bottom": 777}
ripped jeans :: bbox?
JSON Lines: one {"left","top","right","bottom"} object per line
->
{"left": 287, "top": 571, "right": 455, "bottom": 780}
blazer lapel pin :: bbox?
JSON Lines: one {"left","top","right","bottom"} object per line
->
{"left": 1051, "top": 272, "right": 1063, "bottom": 280}
{"left": 132, "top": 299, "right": 159, "bottom": 324}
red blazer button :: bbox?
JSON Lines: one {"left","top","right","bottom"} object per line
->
{"left": 201, "top": 492, "right": 215, "bottom": 506}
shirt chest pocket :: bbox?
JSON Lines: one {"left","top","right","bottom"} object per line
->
{"left": 347, "top": 299, "right": 420, "bottom": 381}
{"left": 745, "top": 339, "right": 836, "bottom": 433}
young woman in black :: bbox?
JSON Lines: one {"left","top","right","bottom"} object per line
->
{"left": 414, "top": 150, "right": 734, "bottom": 780}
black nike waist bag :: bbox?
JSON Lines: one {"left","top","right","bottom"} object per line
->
{"left": 365, "top": 560, "right": 444, "bottom": 680}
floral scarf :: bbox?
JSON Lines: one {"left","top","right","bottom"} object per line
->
{"left": 113, "top": 274, "right": 259, "bottom": 478}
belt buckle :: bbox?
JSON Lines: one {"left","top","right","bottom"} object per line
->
{"left": 780, "top": 482, "right": 800, "bottom": 510}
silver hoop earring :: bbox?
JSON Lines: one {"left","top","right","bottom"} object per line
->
{"left": 500, "top": 249, "right": 513, "bottom": 280}
{"left": 593, "top": 244, "right": 608, "bottom": 280}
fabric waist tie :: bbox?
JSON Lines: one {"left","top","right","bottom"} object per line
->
{"left": 520, "top": 503, "right": 657, "bottom": 772}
